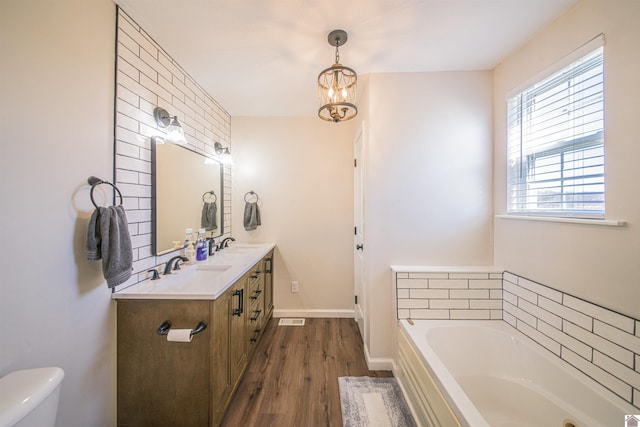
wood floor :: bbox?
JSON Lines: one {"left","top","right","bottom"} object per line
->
{"left": 220, "top": 318, "right": 392, "bottom": 427}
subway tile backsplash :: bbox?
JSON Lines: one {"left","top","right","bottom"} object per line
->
{"left": 114, "top": 8, "right": 231, "bottom": 290}
{"left": 396, "top": 270, "right": 503, "bottom": 321}
{"left": 394, "top": 268, "right": 640, "bottom": 409}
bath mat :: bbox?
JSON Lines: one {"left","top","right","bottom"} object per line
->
{"left": 339, "top": 376, "right": 416, "bottom": 427}
{"left": 277, "top": 318, "right": 305, "bottom": 326}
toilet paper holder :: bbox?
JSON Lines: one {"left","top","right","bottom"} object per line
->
{"left": 156, "top": 320, "right": 208, "bottom": 336}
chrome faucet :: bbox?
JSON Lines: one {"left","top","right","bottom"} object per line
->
{"left": 163, "top": 255, "right": 188, "bottom": 275}
{"left": 219, "top": 237, "right": 236, "bottom": 250}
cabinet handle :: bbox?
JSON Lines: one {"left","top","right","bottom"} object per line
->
{"left": 233, "top": 289, "right": 244, "bottom": 316}
{"left": 250, "top": 328, "right": 261, "bottom": 342}
{"left": 265, "top": 258, "right": 273, "bottom": 274}
{"left": 250, "top": 289, "right": 262, "bottom": 301}
{"left": 250, "top": 309, "right": 262, "bottom": 321}
{"left": 156, "top": 320, "right": 208, "bottom": 336}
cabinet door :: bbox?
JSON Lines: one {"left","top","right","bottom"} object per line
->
{"left": 264, "top": 252, "right": 274, "bottom": 318}
{"left": 211, "top": 289, "right": 232, "bottom": 426}
{"left": 117, "top": 300, "right": 211, "bottom": 427}
{"left": 229, "top": 278, "right": 247, "bottom": 387}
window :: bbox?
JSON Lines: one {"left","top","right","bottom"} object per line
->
{"left": 507, "top": 43, "right": 604, "bottom": 218}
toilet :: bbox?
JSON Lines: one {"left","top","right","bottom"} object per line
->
{"left": 0, "top": 367, "right": 64, "bottom": 427}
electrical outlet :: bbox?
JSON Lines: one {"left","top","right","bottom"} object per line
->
{"left": 291, "top": 281, "right": 299, "bottom": 293}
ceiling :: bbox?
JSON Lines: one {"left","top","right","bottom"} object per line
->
{"left": 115, "top": 0, "right": 578, "bottom": 117}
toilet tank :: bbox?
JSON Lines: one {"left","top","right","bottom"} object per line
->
{"left": 0, "top": 367, "right": 64, "bottom": 427}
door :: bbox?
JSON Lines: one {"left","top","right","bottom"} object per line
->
{"left": 354, "top": 123, "right": 365, "bottom": 339}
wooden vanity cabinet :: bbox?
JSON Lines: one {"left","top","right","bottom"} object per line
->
{"left": 117, "top": 253, "right": 273, "bottom": 427}
{"left": 117, "top": 299, "right": 213, "bottom": 427}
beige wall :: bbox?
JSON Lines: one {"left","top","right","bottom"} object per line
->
{"left": 493, "top": 0, "right": 640, "bottom": 319}
{"left": 231, "top": 117, "right": 356, "bottom": 315}
{"left": 359, "top": 71, "right": 495, "bottom": 362}
{"left": 0, "top": 0, "right": 117, "bottom": 426}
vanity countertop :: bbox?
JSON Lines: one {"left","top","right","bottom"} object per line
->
{"left": 112, "top": 242, "right": 276, "bottom": 300}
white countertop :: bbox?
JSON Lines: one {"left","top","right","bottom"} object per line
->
{"left": 112, "top": 242, "right": 276, "bottom": 300}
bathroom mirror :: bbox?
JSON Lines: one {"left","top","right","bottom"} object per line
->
{"left": 152, "top": 140, "right": 224, "bottom": 255}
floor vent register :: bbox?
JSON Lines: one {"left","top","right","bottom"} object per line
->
{"left": 278, "top": 318, "right": 306, "bottom": 326}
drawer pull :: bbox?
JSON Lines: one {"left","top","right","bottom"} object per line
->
{"left": 232, "top": 289, "right": 244, "bottom": 316}
{"left": 250, "top": 289, "right": 263, "bottom": 300}
{"left": 156, "top": 320, "right": 208, "bottom": 336}
{"left": 250, "top": 309, "right": 262, "bottom": 321}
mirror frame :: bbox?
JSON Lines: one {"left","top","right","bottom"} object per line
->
{"left": 151, "top": 139, "right": 224, "bottom": 256}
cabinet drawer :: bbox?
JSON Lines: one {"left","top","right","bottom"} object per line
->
{"left": 248, "top": 265, "right": 262, "bottom": 289}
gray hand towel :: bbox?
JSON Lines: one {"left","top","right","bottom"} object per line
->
{"left": 86, "top": 205, "right": 133, "bottom": 288}
{"left": 243, "top": 201, "right": 261, "bottom": 231}
{"left": 201, "top": 202, "right": 217, "bottom": 231}
{"left": 86, "top": 208, "right": 102, "bottom": 260}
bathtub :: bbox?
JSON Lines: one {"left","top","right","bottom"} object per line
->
{"left": 395, "top": 319, "right": 636, "bottom": 427}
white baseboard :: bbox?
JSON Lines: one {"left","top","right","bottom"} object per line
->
{"left": 364, "top": 344, "right": 394, "bottom": 371}
{"left": 273, "top": 309, "right": 354, "bottom": 318}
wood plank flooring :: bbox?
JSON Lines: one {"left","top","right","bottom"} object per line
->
{"left": 220, "top": 318, "right": 392, "bottom": 427}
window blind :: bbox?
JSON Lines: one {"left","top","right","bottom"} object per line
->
{"left": 507, "top": 45, "right": 604, "bottom": 218}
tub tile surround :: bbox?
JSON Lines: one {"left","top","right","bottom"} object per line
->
{"left": 396, "top": 269, "right": 504, "bottom": 321}
{"left": 114, "top": 8, "right": 231, "bottom": 290}
{"left": 393, "top": 268, "right": 640, "bottom": 409}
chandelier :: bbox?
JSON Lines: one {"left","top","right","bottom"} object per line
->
{"left": 318, "top": 30, "right": 358, "bottom": 122}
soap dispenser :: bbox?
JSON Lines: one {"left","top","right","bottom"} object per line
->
{"left": 196, "top": 228, "right": 208, "bottom": 261}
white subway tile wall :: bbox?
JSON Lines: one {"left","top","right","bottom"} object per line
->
{"left": 394, "top": 269, "right": 640, "bottom": 409}
{"left": 396, "top": 271, "right": 504, "bottom": 321}
{"left": 503, "top": 272, "right": 640, "bottom": 409}
{"left": 114, "top": 8, "right": 231, "bottom": 290}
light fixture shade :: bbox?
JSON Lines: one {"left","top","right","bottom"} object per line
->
{"left": 214, "top": 142, "right": 233, "bottom": 165}
{"left": 154, "top": 107, "right": 187, "bottom": 144}
{"left": 318, "top": 63, "right": 358, "bottom": 122}
{"left": 165, "top": 117, "right": 186, "bottom": 144}
{"left": 318, "top": 30, "right": 358, "bottom": 123}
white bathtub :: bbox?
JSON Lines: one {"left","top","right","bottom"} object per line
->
{"left": 395, "top": 319, "right": 636, "bottom": 427}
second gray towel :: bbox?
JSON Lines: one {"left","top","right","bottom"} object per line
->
{"left": 201, "top": 201, "right": 217, "bottom": 231}
{"left": 243, "top": 202, "right": 261, "bottom": 231}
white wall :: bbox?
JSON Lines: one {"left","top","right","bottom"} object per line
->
{"left": 359, "top": 71, "right": 495, "bottom": 361}
{"left": 231, "top": 117, "right": 356, "bottom": 316}
{"left": 493, "top": 0, "right": 640, "bottom": 319}
{"left": 0, "top": 1, "right": 117, "bottom": 426}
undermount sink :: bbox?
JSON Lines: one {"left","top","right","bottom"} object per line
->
{"left": 197, "top": 264, "right": 232, "bottom": 271}
{"left": 221, "top": 246, "right": 256, "bottom": 254}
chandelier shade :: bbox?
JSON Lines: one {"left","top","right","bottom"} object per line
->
{"left": 318, "top": 30, "right": 358, "bottom": 123}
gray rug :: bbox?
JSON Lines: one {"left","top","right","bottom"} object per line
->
{"left": 339, "top": 377, "right": 417, "bottom": 427}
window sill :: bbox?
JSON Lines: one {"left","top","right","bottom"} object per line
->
{"left": 495, "top": 214, "right": 627, "bottom": 227}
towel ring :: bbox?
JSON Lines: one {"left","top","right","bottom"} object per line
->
{"left": 244, "top": 191, "right": 259, "bottom": 203}
{"left": 202, "top": 190, "right": 217, "bottom": 203}
{"left": 88, "top": 176, "right": 123, "bottom": 208}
